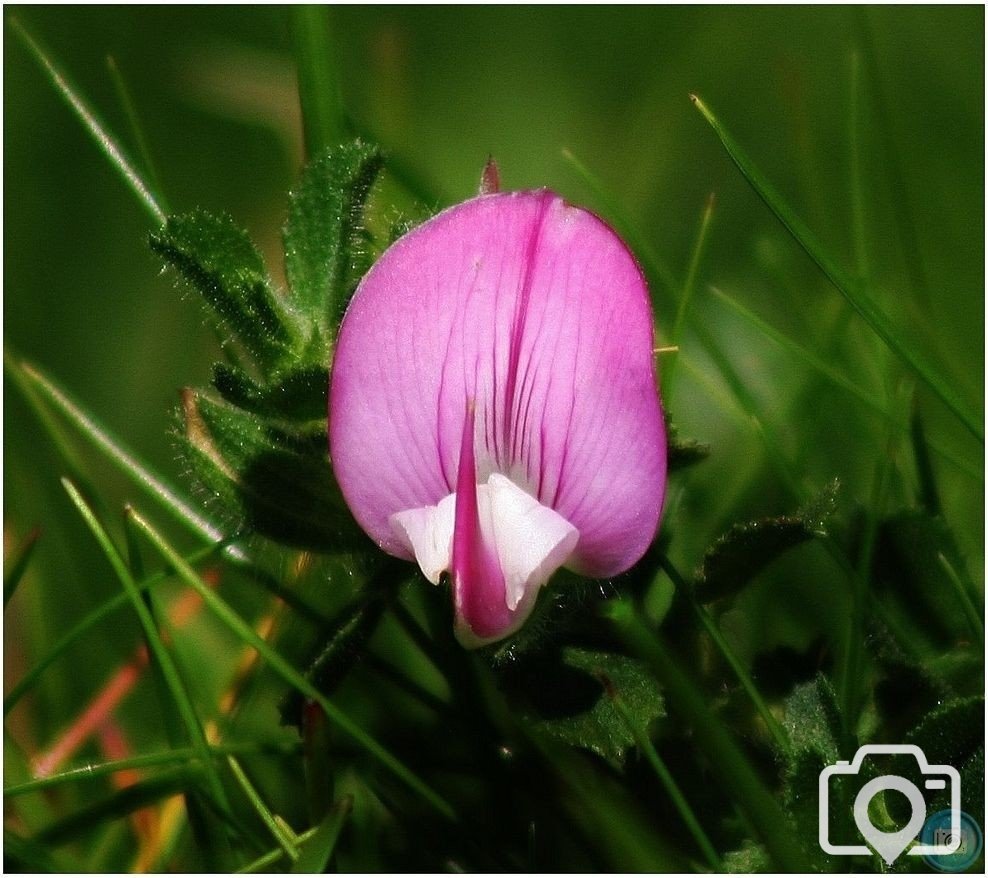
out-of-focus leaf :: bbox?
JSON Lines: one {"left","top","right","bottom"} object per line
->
{"left": 179, "top": 389, "right": 364, "bottom": 552}
{"left": 3, "top": 526, "right": 40, "bottom": 607}
{"left": 279, "top": 590, "right": 390, "bottom": 730}
{"left": 291, "top": 795, "right": 352, "bottom": 873}
{"left": 694, "top": 480, "right": 839, "bottom": 603}
{"left": 151, "top": 210, "right": 297, "bottom": 372}
{"left": 508, "top": 647, "right": 664, "bottom": 767}
{"left": 283, "top": 141, "right": 383, "bottom": 330}
{"left": 212, "top": 362, "right": 328, "bottom": 423}
{"left": 872, "top": 510, "right": 983, "bottom": 646}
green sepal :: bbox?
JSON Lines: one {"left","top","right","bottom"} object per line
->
{"left": 283, "top": 141, "right": 384, "bottom": 332}
{"left": 693, "top": 479, "right": 839, "bottom": 603}
{"left": 151, "top": 210, "right": 297, "bottom": 373}
{"left": 212, "top": 362, "right": 328, "bottom": 423}
{"left": 179, "top": 389, "right": 364, "bottom": 552}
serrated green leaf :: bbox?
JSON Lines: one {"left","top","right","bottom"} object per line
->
{"left": 887, "top": 696, "right": 985, "bottom": 824}
{"left": 213, "top": 362, "right": 328, "bottom": 422}
{"left": 180, "top": 390, "right": 364, "bottom": 552}
{"left": 512, "top": 647, "right": 664, "bottom": 767}
{"left": 151, "top": 210, "right": 296, "bottom": 372}
{"left": 694, "top": 480, "right": 839, "bottom": 602}
{"left": 283, "top": 141, "right": 383, "bottom": 330}
{"left": 779, "top": 676, "right": 845, "bottom": 871}
{"left": 782, "top": 675, "right": 842, "bottom": 762}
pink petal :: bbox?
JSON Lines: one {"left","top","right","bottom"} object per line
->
{"left": 329, "top": 190, "right": 667, "bottom": 639}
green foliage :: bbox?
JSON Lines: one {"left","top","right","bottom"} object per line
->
{"left": 694, "top": 480, "right": 839, "bottom": 602}
{"left": 283, "top": 141, "right": 384, "bottom": 332}
{"left": 6, "top": 8, "right": 983, "bottom": 874}
{"left": 511, "top": 647, "right": 665, "bottom": 767}
{"left": 151, "top": 210, "right": 297, "bottom": 373}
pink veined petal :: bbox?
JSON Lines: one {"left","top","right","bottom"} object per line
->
{"left": 329, "top": 189, "right": 667, "bottom": 641}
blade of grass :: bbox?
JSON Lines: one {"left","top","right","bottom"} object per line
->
{"left": 691, "top": 93, "right": 982, "bottom": 442}
{"left": 291, "top": 795, "right": 352, "bottom": 873}
{"left": 236, "top": 826, "right": 320, "bottom": 874}
{"left": 853, "top": 8, "right": 931, "bottom": 311}
{"left": 106, "top": 55, "right": 170, "bottom": 215}
{"left": 291, "top": 5, "right": 346, "bottom": 159}
{"left": 609, "top": 694, "right": 722, "bottom": 871}
{"left": 3, "top": 526, "right": 41, "bottom": 608}
{"left": 34, "top": 767, "right": 197, "bottom": 847}
{"left": 658, "top": 554, "right": 791, "bottom": 753}
{"left": 605, "top": 600, "right": 809, "bottom": 872}
{"left": 709, "top": 286, "right": 981, "bottom": 481}
{"left": 61, "top": 480, "right": 233, "bottom": 826}
{"left": 128, "top": 506, "right": 457, "bottom": 821}
{"left": 3, "top": 540, "right": 224, "bottom": 717}
{"left": 10, "top": 18, "right": 166, "bottom": 225}
{"left": 4, "top": 741, "right": 297, "bottom": 800}
{"left": 848, "top": 52, "right": 869, "bottom": 283}
{"left": 561, "top": 148, "right": 680, "bottom": 299}
{"left": 228, "top": 755, "right": 299, "bottom": 861}
{"left": 937, "top": 552, "right": 985, "bottom": 644}
{"left": 12, "top": 358, "right": 226, "bottom": 547}
{"left": 665, "top": 193, "right": 716, "bottom": 404}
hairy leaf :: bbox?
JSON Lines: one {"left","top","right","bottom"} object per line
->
{"left": 179, "top": 389, "right": 364, "bottom": 552}
{"left": 508, "top": 647, "right": 665, "bottom": 767}
{"left": 694, "top": 480, "right": 839, "bottom": 603}
{"left": 151, "top": 210, "right": 296, "bottom": 372}
{"left": 212, "top": 362, "right": 328, "bottom": 423}
{"left": 283, "top": 141, "right": 383, "bottom": 329}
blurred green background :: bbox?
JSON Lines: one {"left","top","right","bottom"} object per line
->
{"left": 4, "top": 5, "right": 983, "bottom": 871}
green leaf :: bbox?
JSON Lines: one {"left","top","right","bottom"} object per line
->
{"left": 3, "top": 526, "right": 40, "bottom": 608}
{"left": 507, "top": 647, "right": 664, "bottom": 768}
{"left": 778, "top": 676, "right": 844, "bottom": 871}
{"left": 212, "top": 362, "right": 328, "bottom": 422}
{"left": 283, "top": 141, "right": 384, "bottom": 330}
{"left": 888, "top": 696, "right": 985, "bottom": 824}
{"left": 151, "top": 210, "right": 297, "bottom": 372}
{"left": 694, "top": 480, "right": 839, "bottom": 602}
{"left": 691, "top": 93, "right": 982, "bottom": 442}
{"left": 872, "top": 511, "right": 984, "bottom": 646}
{"left": 279, "top": 589, "right": 389, "bottom": 730}
{"left": 180, "top": 389, "right": 364, "bottom": 552}
{"left": 291, "top": 796, "right": 352, "bottom": 873}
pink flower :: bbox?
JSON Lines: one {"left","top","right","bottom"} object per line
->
{"left": 329, "top": 190, "right": 667, "bottom": 647}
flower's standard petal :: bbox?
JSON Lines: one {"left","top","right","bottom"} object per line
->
{"left": 329, "top": 189, "right": 666, "bottom": 644}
